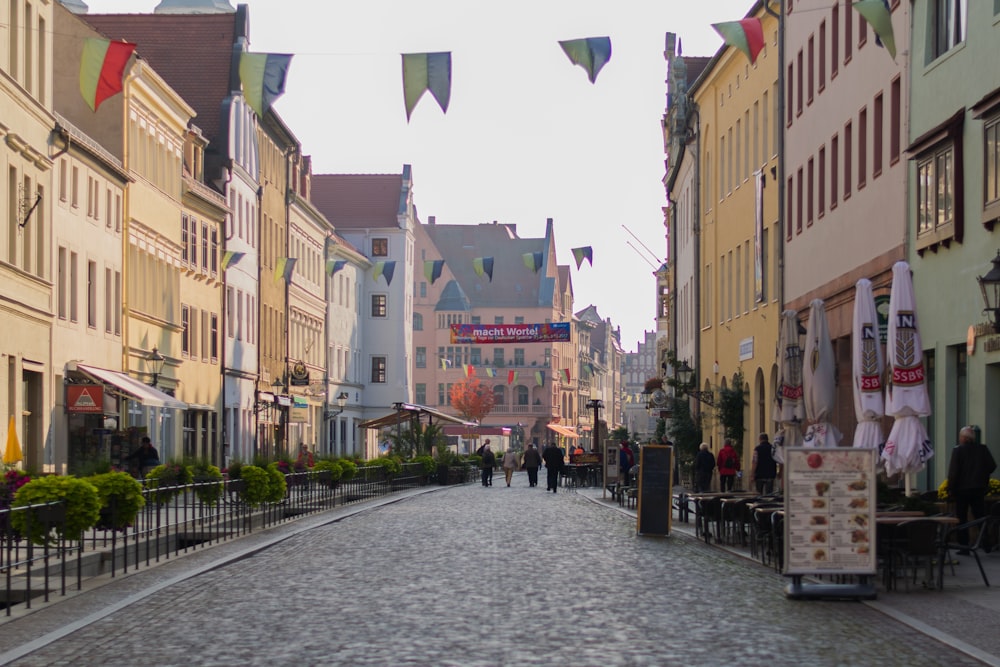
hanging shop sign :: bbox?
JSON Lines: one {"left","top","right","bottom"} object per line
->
{"left": 67, "top": 385, "right": 104, "bottom": 414}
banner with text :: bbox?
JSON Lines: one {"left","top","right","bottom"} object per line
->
{"left": 450, "top": 322, "right": 570, "bottom": 344}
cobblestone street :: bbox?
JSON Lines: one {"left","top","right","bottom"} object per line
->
{"left": 5, "top": 478, "right": 986, "bottom": 666}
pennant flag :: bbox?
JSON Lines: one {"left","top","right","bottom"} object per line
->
{"left": 239, "top": 52, "right": 293, "bottom": 117}
{"left": 484, "top": 368, "right": 497, "bottom": 378}
{"left": 712, "top": 18, "right": 766, "bottom": 65}
{"left": 625, "top": 394, "right": 633, "bottom": 404}
{"left": 402, "top": 52, "right": 452, "bottom": 121}
{"left": 79, "top": 38, "right": 136, "bottom": 112}
{"left": 558, "top": 37, "right": 612, "bottom": 84}
{"left": 472, "top": 256, "right": 494, "bottom": 282}
{"left": 535, "top": 370, "right": 545, "bottom": 386}
{"left": 274, "top": 257, "right": 297, "bottom": 284}
{"left": 464, "top": 364, "right": 475, "bottom": 377}
{"left": 3, "top": 415, "right": 22, "bottom": 464}
{"left": 571, "top": 247, "right": 593, "bottom": 270}
{"left": 560, "top": 368, "right": 571, "bottom": 383}
{"left": 373, "top": 260, "right": 396, "bottom": 286}
{"left": 507, "top": 370, "right": 518, "bottom": 385}
{"left": 440, "top": 358, "right": 448, "bottom": 370}
{"left": 326, "top": 259, "right": 347, "bottom": 276}
{"left": 853, "top": 0, "right": 896, "bottom": 60}
{"left": 424, "top": 259, "right": 445, "bottom": 284}
{"left": 221, "top": 250, "right": 246, "bottom": 271}
{"left": 587, "top": 362, "right": 595, "bottom": 376}
{"left": 522, "top": 251, "right": 543, "bottom": 273}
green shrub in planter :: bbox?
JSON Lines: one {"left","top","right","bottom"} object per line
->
{"left": 11, "top": 476, "right": 101, "bottom": 544}
{"left": 190, "top": 461, "right": 224, "bottom": 506}
{"left": 265, "top": 463, "right": 288, "bottom": 502}
{"left": 144, "top": 462, "right": 194, "bottom": 504}
{"left": 338, "top": 459, "right": 358, "bottom": 481}
{"left": 412, "top": 455, "right": 435, "bottom": 475}
{"left": 368, "top": 457, "right": 402, "bottom": 477}
{"left": 238, "top": 465, "right": 271, "bottom": 506}
{"left": 312, "top": 459, "right": 343, "bottom": 487}
{"left": 88, "top": 471, "right": 145, "bottom": 530}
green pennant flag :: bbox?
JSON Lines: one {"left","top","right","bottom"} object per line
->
{"left": 240, "top": 52, "right": 293, "bottom": 117}
{"left": 472, "top": 256, "right": 494, "bottom": 282}
{"left": 853, "top": 0, "right": 896, "bottom": 60}
{"left": 522, "top": 252, "right": 543, "bottom": 273}
{"left": 571, "top": 247, "right": 593, "bottom": 270}
{"left": 402, "top": 52, "right": 452, "bottom": 121}
{"left": 559, "top": 37, "right": 612, "bottom": 84}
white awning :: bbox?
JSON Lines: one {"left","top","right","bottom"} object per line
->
{"left": 77, "top": 364, "right": 187, "bottom": 410}
{"left": 546, "top": 423, "right": 580, "bottom": 439}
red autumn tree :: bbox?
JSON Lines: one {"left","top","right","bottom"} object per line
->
{"left": 449, "top": 375, "right": 496, "bottom": 424}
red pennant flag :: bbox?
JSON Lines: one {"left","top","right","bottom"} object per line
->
{"left": 80, "top": 38, "right": 136, "bottom": 111}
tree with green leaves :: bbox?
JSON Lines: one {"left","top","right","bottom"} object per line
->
{"left": 387, "top": 421, "right": 446, "bottom": 458}
{"left": 715, "top": 369, "right": 747, "bottom": 453}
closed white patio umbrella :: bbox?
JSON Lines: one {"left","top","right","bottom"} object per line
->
{"left": 852, "top": 279, "right": 884, "bottom": 449}
{"left": 773, "top": 310, "right": 806, "bottom": 464}
{"left": 803, "top": 299, "right": 842, "bottom": 447}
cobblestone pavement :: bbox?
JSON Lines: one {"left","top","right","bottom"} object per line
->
{"left": 3, "top": 478, "right": 988, "bottom": 667}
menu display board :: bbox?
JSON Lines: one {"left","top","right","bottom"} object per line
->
{"left": 784, "top": 447, "right": 877, "bottom": 575}
{"left": 636, "top": 445, "right": 672, "bottom": 536}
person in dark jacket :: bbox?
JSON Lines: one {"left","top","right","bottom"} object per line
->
{"left": 480, "top": 444, "right": 496, "bottom": 487}
{"left": 948, "top": 426, "right": 997, "bottom": 553}
{"left": 693, "top": 442, "right": 716, "bottom": 493}
{"left": 542, "top": 442, "right": 564, "bottom": 493}
{"left": 129, "top": 437, "right": 160, "bottom": 477}
{"left": 522, "top": 443, "right": 542, "bottom": 487}
{"left": 751, "top": 433, "right": 778, "bottom": 495}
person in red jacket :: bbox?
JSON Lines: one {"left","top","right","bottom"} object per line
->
{"left": 717, "top": 439, "right": 741, "bottom": 492}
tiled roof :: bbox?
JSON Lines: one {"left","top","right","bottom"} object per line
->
{"left": 81, "top": 13, "right": 236, "bottom": 144}
{"left": 424, "top": 222, "right": 552, "bottom": 309}
{"left": 435, "top": 280, "right": 472, "bottom": 312}
{"left": 311, "top": 174, "right": 404, "bottom": 229}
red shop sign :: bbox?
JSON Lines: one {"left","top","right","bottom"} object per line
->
{"left": 67, "top": 385, "right": 104, "bottom": 414}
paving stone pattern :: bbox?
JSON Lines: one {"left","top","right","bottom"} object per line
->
{"left": 7, "top": 479, "right": 985, "bottom": 667}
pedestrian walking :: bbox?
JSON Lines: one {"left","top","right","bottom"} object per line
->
{"left": 501, "top": 449, "right": 518, "bottom": 487}
{"left": 542, "top": 441, "right": 564, "bottom": 493}
{"left": 480, "top": 444, "right": 496, "bottom": 487}
{"left": 128, "top": 436, "right": 160, "bottom": 478}
{"left": 693, "top": 442, "right": 715, "bottom": 493}
{"left": 948, "top": 425, "right": 997, "bottom": 554}
{"left": 717, "top": 439, "right": 740, "bottom": 492}
{"left": 751, "top": 433, "right": 778, "bottom": 495}
{"left": 618, "top": 440, "right": 634, "bottom": 486}
{"left": 522, "top": 442, "right": 542, "bottom": 487}
{"left": 296, "top": 443, "right": 314, "bottom": 470}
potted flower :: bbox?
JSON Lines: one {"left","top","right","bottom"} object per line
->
{"left": 237, "top": 465, "right": 271, "bottom": 506}
{"left": 11, "top": 476, "right": 101, "bottom": 544}
{"left": 88, "top": 471, "right": 145, "bottom": 530}
{"left": 0, "top": 469, "right": 31, "bottom": 536}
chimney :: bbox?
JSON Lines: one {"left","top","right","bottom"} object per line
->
{"left": 428, "top": 215, "right": 436, "bottom": 225}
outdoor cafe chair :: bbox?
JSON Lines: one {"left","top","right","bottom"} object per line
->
{"left": 890, "top": 519, "right": 945, "bottom": 591}
{"left": 942, "top": 515, "right": 993, "bottom": 587}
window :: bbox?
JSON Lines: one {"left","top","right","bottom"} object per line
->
{"left": 202, "top": 310, "right": 209, "bottom": 362}
{"left": 71, "top": 166, "right": 79, "bottom": 208}
{"left": 181, "top": 215, "right": 189, "bottom": 263}
{"left": 416, "top": 347, "right": 426, "bottom": 368}
{"left": 786, "top": 176, "right": 794, "bottom": 240}
{"left": 105, "top": 189, "right": 112, "bottom": 228}
{"left": 182, "top": 305, "right": 191, "bottom": 355}
{"left": 372, "top": 238, "right": 388, "bottom": 256}
{"left": 372, "top": 294, "right": 387, "bottom": 317}
{"left": 210, "top": 227, "right": 218, "bottom": 275}
{"left": 188, "top": 218, "right": 198, "bottom": 267}
{"left": 514, "top": 316, "right": 524, "bottom": 324}
{"left": 807, "top": 36, "right": 814, "bottom": 104}
{"left": 786, "top": 62, "right": 794, "bottom": 126}
{"left": 210, "top": 313, "right": 219, "bottom": 361}
{"left": 227, "top": 287, "right": 235, "bottom": 338}
{"left": 105, "top": 267, "right": 112, "bottom": 333}
{"left": 201, "top": 224, "right": 209, "bottom": 270}
{"left": 514, "top": 348, "right": 525, "bottom": 366}
{"left": 890, "top": 77, "right": 901, "bottom": 164}
{"left": 831, "top": 134, "right": 839, "bottom": 208}
{"left": 413, "top": 313, "right": 423, "bottom": 330}
{"left": 929, "top": 0, "right": 967, "bottom": 61}
{"left": 796, "top": 167, "right": 804, "bottom": 234}
{"left": 818, "top": 146, "right": 826, "bottom": 216}
{"left": 845, "top": 0, "right": 853, "bottom": 63}
{"left": 114, "top": 271, "right": 121, "bottom": 335}
{"left": 493, "top": 348, "right": 505, "bottom": 366}
{"left": 859, "top": 107, "right": 867, "bottom": 189}
{"left": 419, "top": 281, "right": 426, "bottom": 298}
{"left": 58, "top": 247, "right": 67, "bottom": 319}
{"left": 797, "top": 49, "right": 803, "bottom": 115}
{"left": 985, "top": 116, "right": 1000, "bottom": 219}
{"left": 873, "top": 93, "right": 884, "bottom": 178}
{"left": 832, "top": 3, "right": 840, "bottom": 78}
{"left": 807, "top": 157, "right": 814, "bottom": 225}
{"left": 87, "top": 260, "right": 97, "bottom": 328}
{"left": 438, "top": 383, "right": 446, "bottom": 405}
{"left": 59, "top": 160, "right": 67, "bottom": 201}
{"left": 470, "top": 347, "right": 481, "bottom": 365}
{"left": 844, "top": 121, "right": 853, "bottom": 199}
{"left": 819, "top": 21, "right": 827, "bottom": 91}
{"left": 415, "top": 383, "right": 426, "bottom": 404}
{"left": 371, "top": 356, "right": 387, "bottom": 383}
{"left": 494, "top": 316, "right": 504, "bottom": 325}
{"left": 516, "top": 386, "right": 529, "bottom": 406}
{"left": 916, "top": 146, "right": 957, "bottom": 245}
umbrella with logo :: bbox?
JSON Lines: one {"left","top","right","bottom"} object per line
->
{"left": 881, "top": 261, "right": 933, "bottom": 481}
{"left": 3, "top": 415, "right": 22, "bottom": 464}
{"left": 773, "top": 310, "right": 806, "bottom": 464}
{"left": 851, "top": 278, "right": 885, "bottom": 449}
{"left": 803, "top": 299, "right": 843, "bottom": 447}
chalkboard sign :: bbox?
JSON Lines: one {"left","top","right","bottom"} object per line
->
{"left": 636, "top": 445, "right": 672, "bottom": 536}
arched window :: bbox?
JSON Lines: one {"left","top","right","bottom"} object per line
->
{"left": 492, "top": 385, "right": 506, "bottom": 406}
{"left": 515, "top": 385, "right": 529, "bottom": 406}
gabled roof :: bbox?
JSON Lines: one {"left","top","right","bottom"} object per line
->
{"left": 311, "top": 174, "right": 405, "bottom": 229}
{"left": 81, "top": 13, "right": 237, "bottom": 145}
{"left": 423, "top": 221, "right": 553, "bottom": 309}
{"left": 435, "top": 280, "right": 472, "bottom": 312}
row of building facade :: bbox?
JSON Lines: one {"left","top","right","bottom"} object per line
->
{"left": 661, "top": 0, "right": 1000, "bottom": 488}
{"left": 2, "top": 0, "right": 634, "bottom": 474}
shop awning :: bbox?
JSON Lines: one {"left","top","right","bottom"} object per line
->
{"left": 546, "top": 424, "right": 580, "bottom": 439}
{"left": 359, "top": 402, "right": 478, "bottom": 430}
{"left": 76, "top": 364, "right": 187, "bottom": 410}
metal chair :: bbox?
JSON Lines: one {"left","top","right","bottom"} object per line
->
{"left": 891, "top": 519, "right": 945, "bottom": 591}
{"left": 943, "top": 515, "right": 993, "bottom": 587}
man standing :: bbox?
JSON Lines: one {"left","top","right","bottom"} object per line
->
{"left": 129, "top": 436, "right": 160, "bottom": 478}
{"left": 480, "top": 444, "right": 496, "bottom": 487}
{"left": 751, "top": 433, "right": 778, "bottom": 495}
{"left": 522, "top": 442, "right": 542, "bottom": 487}
{"left": 542, "top": 441, "right": 564, "bottom": 493}
{"left": 693, "top": 443, "right": 716, "bottom": 493}
{"left": 948, "top": 426, "right": 997, "bottom": 554}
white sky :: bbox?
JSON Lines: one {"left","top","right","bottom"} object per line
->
{"left": 83, "top": 0, "right": 753, "bottom": 351}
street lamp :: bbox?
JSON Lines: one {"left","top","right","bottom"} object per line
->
{"left": 325, "top": 392, "right": 349, "bottom": 420}
{"left": 271, "top": 374, "right": 287, "bottom": 457}
{"left": 147, "top": 347, "right": 165, "bottom": 388}
{"left": 675, "top": 360, "right": 715, "bottom": 407}
{"left": 977, "top": 250, "right": 1000, "bottom": 333}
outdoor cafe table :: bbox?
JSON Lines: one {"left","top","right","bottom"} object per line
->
{"left": 688, "top": 493, "right": 755, "bottom": 541}
{"left": 875, "top": 515, "right": 959, "bottom": 591}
